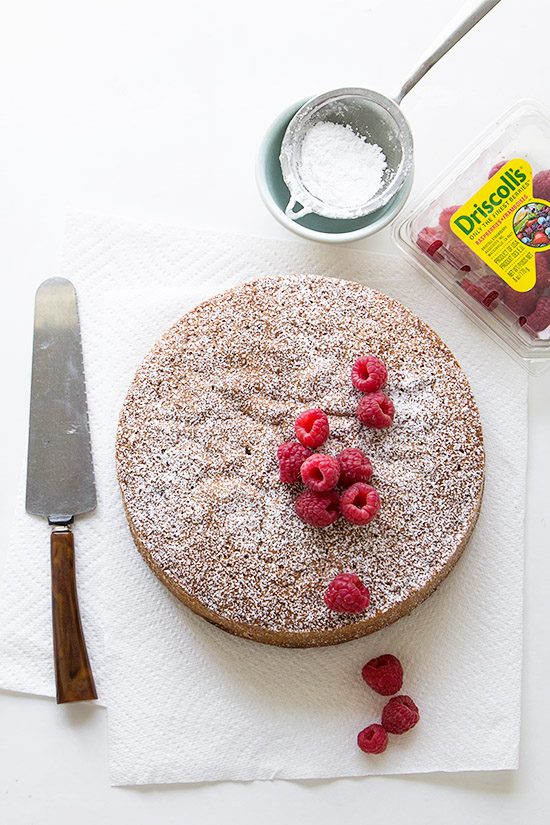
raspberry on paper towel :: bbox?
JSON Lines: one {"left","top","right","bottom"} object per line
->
{"left": 361, "top": 654, "right": 404, "bottom": 696}
{"left": 357, "top": 724, "right": 388, "bottom": 755}
{"left": 381, "top": 695, "right": 420, "bottom": 735}
{"left": 323, "top": 573, "right": 370, "bottom": 614}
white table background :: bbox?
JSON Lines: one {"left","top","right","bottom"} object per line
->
{"left": 1, "top": 1, "right": 549, "bottom": 822}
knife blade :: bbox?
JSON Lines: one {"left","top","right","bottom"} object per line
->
{"left": 26, "top": 277, "right": 97, "bottom": 703}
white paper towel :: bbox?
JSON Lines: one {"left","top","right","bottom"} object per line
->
{"left": 0, "top": 213, "right": 526, "bottom": 784}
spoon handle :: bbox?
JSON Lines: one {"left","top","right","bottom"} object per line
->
{"left": 394, "top": 0, "right": 501, "bottom": 104}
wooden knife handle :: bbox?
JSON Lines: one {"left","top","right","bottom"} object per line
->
{"left": 50, "top": 528, "right": 97, "bottom": 703}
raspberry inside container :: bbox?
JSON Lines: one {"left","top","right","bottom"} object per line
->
{"left": 394, "top": 99, "right": 550, "bottom": 375}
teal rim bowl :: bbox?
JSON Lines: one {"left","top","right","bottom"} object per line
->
{"left": 256, "top": 99, "right": 414, "bottom": 244}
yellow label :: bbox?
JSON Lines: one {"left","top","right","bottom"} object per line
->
{"left": 450, "top": 159, "right": 550, "bottom": 292}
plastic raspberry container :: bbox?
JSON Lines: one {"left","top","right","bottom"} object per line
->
{"left": 394, "top": 99, "right": 550, "bottom": 375}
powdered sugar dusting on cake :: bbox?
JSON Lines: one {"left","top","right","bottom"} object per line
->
{"left": 116, "top": 275, "right": 484, "bottom": 643}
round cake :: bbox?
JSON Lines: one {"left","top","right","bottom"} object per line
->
{"left": 116, "top": 275, "right": 484, "bottom": 647}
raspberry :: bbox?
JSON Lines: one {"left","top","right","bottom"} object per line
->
{"left": 381, "top": 695, "right": 419, "bottom": 735}
{"left": 295, "top": 489, "right": 339, "bottom": 527}
{"left": 336, "top": 447, "right": 373, "bottom": 487}
{"left": 416, "top": 225, "right": 446, "bottom": 257}
{"left": 525, "top": 296, "right": 550, "bottom": 333}
{"left": 361, "top": 654, "right": 404, "bottom": 696}
{"left": 488, "top": 160, "right": 506, "bottom": 179}
{"left": 460, "top": 278, "right": 484, "bottom": 304}
{"left": 460, "top": 275, "right": 503, "bottom": 310}
{"left": 536, "top": 253, "right": 550, "bottom": 290}
{"left": 533, "top": 231, "right": 548, "bottom": 246}
{"left": 277, "top": 441, "right": 311, "bottom": 483}
{"left": 447, "top": 240, "right": 483, "bottom": 272}
{"left": 351, "top": 355, "right": 387, "bottom": 393}
{"left": 418, "top": 221, "right": 481, "bottom": 271}
{"left": 533, "top": 170, "right": 550, "bottom": 201}
{"left": 323, "top": 573, "right": 370, "bottom": 613}
{"left": 502, "top": 284, "right": 538, "bottom": 318}
{"left": 300, "top": 453, "right": 340, "bottom": 492}
{"left": 357, "top": 391, "right": 395, "bottom": 429}
{"left": 294, "top": 408, "right": 329, "bottom": 449}
{"left": 357, "top": 724, "right": 388, "bottom": 755}
{"left": 438, "top": 204, "right": 461, "bottom": 232}
{"left": 340, "top": 483, "right": 380, "bottom": 525}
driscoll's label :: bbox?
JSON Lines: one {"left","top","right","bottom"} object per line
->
{"left": 450, "top": 159, "right": 550, "bottom": 292}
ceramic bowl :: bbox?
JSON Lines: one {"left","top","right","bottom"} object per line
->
{"left": 256, "top": 99, "right": 414, "bottom": 244}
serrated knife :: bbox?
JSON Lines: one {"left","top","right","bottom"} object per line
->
{"left": 26, "top": 277, "right": 97, "bottom": 703}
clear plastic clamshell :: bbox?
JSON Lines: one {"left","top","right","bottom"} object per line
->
{"left": 394, "top": 99, "right": 550, "bottom": 374}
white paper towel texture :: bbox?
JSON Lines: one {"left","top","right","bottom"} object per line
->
{"left": 0, "top": 213, "right": 526, "bottom": 783}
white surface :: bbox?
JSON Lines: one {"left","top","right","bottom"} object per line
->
{"left": 0, "top": 0, "right": 549, "bottom": 821}
{"left": 0, "top": 217, "right": 526, "bottom": 783}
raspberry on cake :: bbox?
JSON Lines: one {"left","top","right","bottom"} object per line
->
{"left": 324, "top": 573, "right": 370, "bottom": 614}
{"left": 277, "top": 441, "right": 311, "bottom": 483}
{"left": 340, "top": 483, "right": 380, "bottom": 525}
{"left": 294, "top": 489, "right": 340, "bottom": 527}
{"left": 300, "top": 453, "right": 340, "bottom": 492}
{"left": 351, "top": 355, "right": 387, "bottom": 393}
{"left": 294, "top": 408, "right": 329, "bottom": 449}
{"left": 357, "top": 391, "right": 395, "bottom": 429}
{"left": 336, "top": 447, "right": 373, "bottom": 487}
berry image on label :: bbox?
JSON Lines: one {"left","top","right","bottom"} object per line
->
{"left": 513, "top": 202, "right": 550, "bottom": 248}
